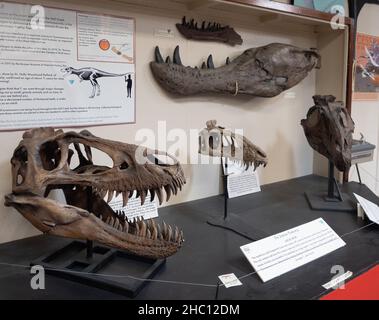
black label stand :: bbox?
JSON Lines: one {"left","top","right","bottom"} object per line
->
{"left": 207, "top": 162, "right": 267, "bottom": 241}
{"left": 305, "top": 160, "right": 356, "bottom": 212}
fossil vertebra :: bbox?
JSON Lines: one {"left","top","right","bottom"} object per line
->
{"left": 4, "top": 128, "right": 185, "bottom": 259}
{"left": 301, "top": 95, "right": 355, "bottom": 172}
{"left": 176, "top": 16, "right": 243, "bottom": 46}
{"left": 151, "top": 43, "right": 320, "bottom": 97}
{"left": 199, "top": 120, "right": 268, "bottom": 170}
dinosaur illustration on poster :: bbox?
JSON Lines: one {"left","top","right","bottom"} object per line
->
{"left": 61, "top": 67, "right": 131, "bottom": 98}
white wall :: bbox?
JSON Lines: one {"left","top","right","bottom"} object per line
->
{"left": 0, "top": 0, "right": 319, "bottom": 243}
{"left": 350, "top": 4, "right": 379, "bottom": 193}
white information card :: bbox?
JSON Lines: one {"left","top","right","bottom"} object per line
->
{"left": 354, "top": 193, "right": 379, "bottom": 224}
{"left": 222, "top": 158, "right": 261, "bottom": 198}
{"left": 108, "top": 191, "right": 158, "bottom": 222}
{"left": 240, "top": 218, "right": 346, "bottom": 282}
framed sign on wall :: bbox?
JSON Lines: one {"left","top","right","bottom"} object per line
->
{"left": 0, "top": 1, "right": 136, "bottom": 131}
{"left": 354, "top": 33, "right": 379, "bottom": 100}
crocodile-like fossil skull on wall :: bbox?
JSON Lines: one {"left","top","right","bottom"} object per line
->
{"left": 4, "top": 128, "right": 186, "bottom": 259}
{"left": 199, "top": 120, "right": 268, "bottom": 170}
{"left": 151, "top": 43, "right": 320, "bottom": 97}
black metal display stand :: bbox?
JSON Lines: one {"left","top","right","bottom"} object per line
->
{"left": 207, "top": 163, "right": 267, "bottom": 241}
{"left": 30, "top": 187, "right": 165, "bottom": 298}
{"left": 31, "top": 240, "right": 165, "bottom": 297}
{"left": 305, "top": 160, "right": 356, "bottom": 212}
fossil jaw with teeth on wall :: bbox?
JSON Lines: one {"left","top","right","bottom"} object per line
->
{"left": 199, "top": 120, "right": 268, "bottom": 170}
{"left": 4, "top": 128, "right": 186, "bottom": 259}
{"left": 151, "top": 43, "right": 321, "bottom": 97}
{"left": 176, "top": 16, "right": 243, "bottom": 46}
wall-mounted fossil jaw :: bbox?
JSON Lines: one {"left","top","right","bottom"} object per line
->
{"left": 151, "top": 43, "right": 321, "bottom": 97}
{"left": 4, "top": 128, "right": 186, "bottom": 259}
{"left": 176, "top": 16, "right": 243, "bottom": 46}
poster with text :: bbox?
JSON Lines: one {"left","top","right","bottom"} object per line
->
{"left": 0, "top": 2, "right": 135, "bottom": 130}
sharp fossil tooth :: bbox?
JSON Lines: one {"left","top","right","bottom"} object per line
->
{"left": 99, "top": 189, "right": 107, "bottom": 199}
{"left": 207, "top": 22, "right": 211, "bottom": 29}
{"left": 190, "top": 19, "right": 194, "bottom": 27}
{"left": 136, "top": 190, "right": 140, "bottom": 199}
{"left": 174, "top": 226, "right": 179, "bottom": 242}
{"left": 114, "top": 218, "right": 120, "bottom": 229}
{"left": 201, "top": 21, "right": 205, "bottom": 29}
{"left": 149, "top": 189, "right": 156, "bottom": 202}
{"left": 123, "top": 221, "right": 129, "bottom": 233}
{"left": 156, "top": 188, "right": 163, "bottom": 205}
{"left": 129, "top": 191, "right": 134, "bottom": 198}
{"left": 165, "top": 56, "right": 171, "bottom": 64}
{"left": 167, "top": 225, "right": 173, "bottom": 241}
{"left": 182, "top": 16, "right": 186, "bottom": 25}
{"left": 226, "top": 57, "right": 230, "bottom": 65}
{"left": 201, "top": 62, "right": 207, "bottom": 69}
{"left": 155, "top": 46, "right": 164, "bottom": 63}
{"left": 173, "top": 45, "right": 182, "bottom": 65}
{"left": 163, "top": 221, "right": 168, "bottom": 238}
{"left": 171, "top": 182, "right": 177, "bottom": 195}
{"left": 122, "top": 191, "right": 129, "bottom": 207}
{"left": 179, "top": 230, "right": 184, "bottom": 244}
{"left": 134, "top": 222, "right": 140, "bottom": 235}
{"left": 152, "top": 225, "right": 158, "bottom": 240}
{"left": 105, "top": 216, "right": 111, "bottom": 225}
{"left": 107, "top": 190, "right": 114, "bottom": 203}
{"left": 194, "top": 22, "right": 198, "bottom": 29}
{"left": 207, "top": 55, "right": 214, "bottom": 69}
{"left": 109, "top": 217, "right": 114, "bottom": 226}
{"left": 140, "top": 221, "right": 147, "bottom": 237}
{"left": 146, "top": 229, "right": 151, "bottom": 239}
{"left": 164, "top": 185, "right": 171, "bottom": 201}
{"left": 140, "top": 190, "right": 146, "bottom": 206}
{"left": 115, "top": 190, "right": 121, "bottom": 198}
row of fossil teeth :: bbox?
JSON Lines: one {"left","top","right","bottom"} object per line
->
{"left": 154, "top": 45, "right": 231, "bottom": 69}
{"left": 94, "top": 178, "right": 184, "bottom": 206}
{"left": 179, "top": 16, "right": 228, "bottom": 32}
{"left": 100, "top": 213, "right": 184, "bottom": 244}
{"left": 226, "top": 158, "right": 267, "bottom": 171}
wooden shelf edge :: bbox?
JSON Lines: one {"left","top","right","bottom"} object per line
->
{"left": 223, "top": 0, "right": 353, "bottom": 26}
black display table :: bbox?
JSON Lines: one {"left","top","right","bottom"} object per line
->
{"left": 0, "top": 175, "right": 378, "bottom": 300}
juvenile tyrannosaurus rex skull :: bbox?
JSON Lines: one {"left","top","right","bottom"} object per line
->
{"left": 4, "top": 128, "right": 186, "bottom": 259}
{"left": 198, "top": 120, "right": 268, "bottom": 170}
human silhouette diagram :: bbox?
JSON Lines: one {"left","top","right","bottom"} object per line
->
{"left": 125, "top": 74, "right": 133, "bottom": 98}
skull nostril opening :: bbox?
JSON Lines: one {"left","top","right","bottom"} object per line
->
{"left": 119, "top": 162, "right": 129, "bottom": 170}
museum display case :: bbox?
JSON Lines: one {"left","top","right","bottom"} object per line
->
{"left": 0, "top": 0, "right": 377, "bottom": 304}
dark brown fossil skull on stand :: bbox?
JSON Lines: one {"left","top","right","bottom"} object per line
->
{"left": 4, "top": 128, "right": 186, "bottom": 259}
{"left": 151, "top": 43, "right": 320, "bottom": 97}
{"left": 301, "top": 95, "right": 355, "bottom": 172}
{"left": 198, "top": 120, "right": 268, "bottom": 170}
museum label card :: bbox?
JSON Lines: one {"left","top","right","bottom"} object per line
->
{"left": 240, "top": 218, "right": 346, "bottom": 282}
{"left": 223, "top": 158, "right": 261, "bottom": 198}
{"left": 353, "top": 193, "right": 379, "bottom": 224}
{"left": 218, "top": 273, "right": 243, "bottom": 288}
{"left": 108, "top": 191, "right": 158, "bottom": 222}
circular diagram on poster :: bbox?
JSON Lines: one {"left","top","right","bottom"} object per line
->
{"left": 99, "top": 39, "right": 110, "bottom": 51}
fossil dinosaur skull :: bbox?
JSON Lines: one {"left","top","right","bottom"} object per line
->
{"left": 151, "top": 43, "right": 320, "bottom": 97}
{"left": 301, "top": 95, "right": 355, "bottom": 172}
{"left": 198, "top": 120, "right": 268, "bottom": 170}
{"left": 4, "top": 128, "right": 186, "bottom": 259}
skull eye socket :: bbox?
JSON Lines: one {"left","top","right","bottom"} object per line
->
{"left": 39, "top": 141, "right": 61, "bottom": 171}
{"left": 13, "top": 146, "right": 28, "bottom": 164}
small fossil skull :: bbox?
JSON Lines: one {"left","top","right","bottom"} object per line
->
{"left": 198, "top": 120, "right": 268, "bottom": 170}
{"left": 4, "top": 128, "right": 186, "bottom": 259}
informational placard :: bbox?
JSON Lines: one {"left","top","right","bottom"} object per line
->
{"left": 108, "top": 191, "right": 158, "bottom": 222}
{"left": 240, "top": 218, "right": 346, "bottom": 282}
{"left": 222, "top": 158, "right": 261, "bottom": 198}
{"left": 354, "top": 193, "right": 379, "bottom": 224}
{"left": 218, "top": 273, "right": 243, "bottom": 288}
{"left": 0, "top": 2, "right": 135, "bottom": 130}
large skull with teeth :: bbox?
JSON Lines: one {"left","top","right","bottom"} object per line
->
{"left": 4, "top": 128, "right": 186, "bottom": 259}
{"left": 198, "top": 120, "right": 268, "bottom": 170}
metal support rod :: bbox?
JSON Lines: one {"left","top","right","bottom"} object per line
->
{"left": 327, "top": 160, "right": 335, "bottom": 199}
{"left": 223, "top": 162, "right": 228, "bottom": 220}
{"left": 356, "top": 163, "right": 362, "bottom": 184}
